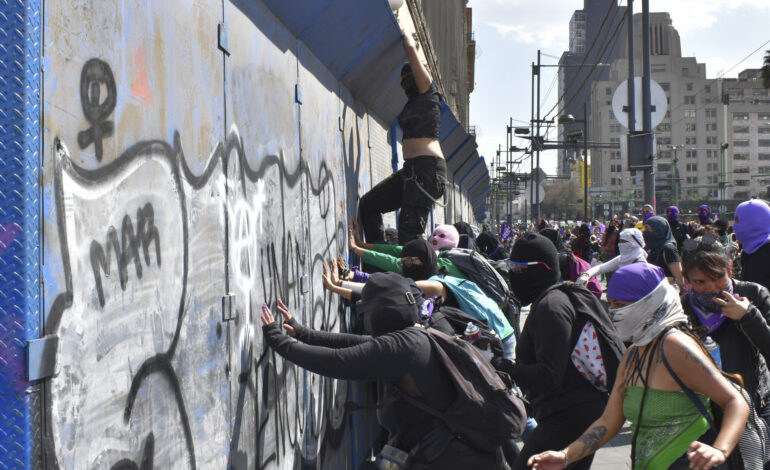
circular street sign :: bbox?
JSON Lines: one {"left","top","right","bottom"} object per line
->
{"left": 612, "top": 77, "right": 667, "bottom": 129}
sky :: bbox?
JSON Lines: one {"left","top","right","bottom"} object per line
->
{"left": 468, "top": 0, "right": 770, "bottom": 176}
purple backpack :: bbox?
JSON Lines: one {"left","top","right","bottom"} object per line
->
{"left": 568, "top": 253, "right": 602, "bottom": 300}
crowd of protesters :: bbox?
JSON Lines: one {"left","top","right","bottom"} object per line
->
{"left": 256, "top": 21, "right": 768, "bottom": 470}
{"left": 259, "top": 199, "right": 770, "bottom": 470}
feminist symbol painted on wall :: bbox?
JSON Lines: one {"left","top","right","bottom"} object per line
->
{"left": 77, "top": 58, "right": 116, "bottom": 161}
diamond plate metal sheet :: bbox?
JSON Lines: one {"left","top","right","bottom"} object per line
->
{"left": 0, "top": 0, "right": 42, "bottom": 469}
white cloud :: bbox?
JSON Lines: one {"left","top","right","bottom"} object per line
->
{"left": 469, "top": 0, "right": 573, "bottom": 48}
{"left": 470, "top": 0, "right": 769, "bottom": 49}
{"left": 651, "top": 0, "right": 769, "bottom": 34}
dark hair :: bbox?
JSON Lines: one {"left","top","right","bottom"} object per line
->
{"left": 681, "top": 239, "right": 731, "bottom": 280}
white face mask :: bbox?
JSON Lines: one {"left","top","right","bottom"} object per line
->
{"left": 618, "top": 229, "right": 647, "bottom": 264}
{"left": 609, "top": 281, "right": 687, "bottom": 346}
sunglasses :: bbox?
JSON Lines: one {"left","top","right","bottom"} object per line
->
{"left": 506, "top": 260, "right": 553, "bottom": 273}
{"left": 682, "top": 232, "right": 720, "bottom": 253}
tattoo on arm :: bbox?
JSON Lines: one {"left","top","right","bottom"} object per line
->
{"left": 576, "top": 425, "right": 608, "bottom": 457}
{"left": 682, "top": 345, "right": 717, "bottom": 377}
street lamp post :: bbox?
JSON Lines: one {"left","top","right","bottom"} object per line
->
{"left": 558, "top": 103, "right": 590, "bottom": 221}
{"left": 668, "top": 145, "right": 682, "bottom": 208}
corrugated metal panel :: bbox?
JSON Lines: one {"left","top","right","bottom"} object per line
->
{"left": 463, "top": 157, "right": 488, "bottom": 192}
{"left": 0, "top": 0, "right": 41, "bottom": 468}
{"left": 262, "top": 0, "right": 407, "bottom": 125}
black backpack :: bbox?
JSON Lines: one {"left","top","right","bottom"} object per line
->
{"left": 537, "top": 282, "right": 625, "bottom": 392}
{"left": 439, "top": 248, "right": 509, "bottom": 305}
{"left": 439, "top": 248, "right": 522, "bottom": 338}
{"left": 398, "top": 328, "right": 527, "bottom": 452}
{"left": 422, "top": 305, "right": 504, "bottom": 359}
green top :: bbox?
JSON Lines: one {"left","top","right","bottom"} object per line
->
{"left": 623, "top": 386, "right": 711, "bottom": 469}
{"left": 361, "top": 244, "right": 467, "bottom": 279}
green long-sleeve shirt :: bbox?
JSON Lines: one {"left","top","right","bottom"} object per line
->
{"left": 361, "top": 244, "right": 467, "bottom": 279}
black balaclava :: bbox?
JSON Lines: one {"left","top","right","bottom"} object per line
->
{"left": 539, "top": 228, "right": 567, "bottom": 253}
{"left": 401, "top": 238, "right": 439, "bottom": 281}
{"left": 359, "top": 272, "right": 419, "bottom": 336}
{"left": 509, "top": 232, "right": 561, "bottom": 306}
{"left": 475, "top": 232, "right": 499, "bottom": 257}
{"left": 400, "top": 64, "right": 419, "bottom": 99}
{"left": 453, "top": 221, "right": 475, "bottom": 249}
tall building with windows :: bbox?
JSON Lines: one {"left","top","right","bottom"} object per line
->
{"left": 724, "top": 69, "right": 770, "bottom": 201}
{"left": 589, "top": 12, "right": 731, "bottom": 215}
{"left": 557, "top": 1, "right": 627, "bottom": 177}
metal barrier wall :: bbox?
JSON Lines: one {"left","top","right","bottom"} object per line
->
{"left": 0, "top": 0, "right": 480, "bottom": 468}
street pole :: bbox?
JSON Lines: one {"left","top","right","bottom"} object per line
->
{"left": 626, "top": 0, "right": 637, "bottom": 208}
{"left": 506, "top": 118, "right": 513, "bottom": 226}
{"left": 530, "top": 61, "right": 536, "bottom": 225}
{"left": 583, "top": 103, "right": 589, "bottom": 221}
{"left": 535, "top": 49, "right": 542, "bottom": 222}
{"left": 720, "top": 143, "right": 728, "bottom": 215}
{"left": 627, "top": 0, "right": 636, "bottom": 136}
{"left": 641, "top": 0, "right": 655, "bottom": 209}
{"left": 671, "top": 146, "right": 679, "bottom": 208}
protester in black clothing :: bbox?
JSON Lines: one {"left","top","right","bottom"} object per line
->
{"left": 453, "top": 221, "right": 478, "bottom": 250}
{"left": 401, "top": 238, "right": 440, "bottom": 281}
{"left": 734, "top": 199, "right": 770, "bottom": 291}
{"left": 570, "top": 224, "right": 591, "bottom": 263}
{"left": 680, "top": 234, "right": 770, "bottom": 468}
{"left": 667, "top": 205, "right": 689, "bottom": 252}
{"left": 476, "top": 232, "right": 508, "bottom": 261}
{"left": 260, "top": 273, "right": 496, "bottom": 469}
{"left": 357, "top": 32, "right": 446, "bottom": 244}
{"left": 499, "top": 233, "right": 611, "bottom": 470}
{"left": 643, "top": 215, "right": 685, "bottom": 289}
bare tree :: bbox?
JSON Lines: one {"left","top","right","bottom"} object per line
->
{"left": 763, "top": 50, "right": 770, "bottom": 89}
{"left": 541, "top": 178, "right": 582, "bottom": 218}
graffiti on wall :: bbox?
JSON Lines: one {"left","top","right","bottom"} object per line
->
{"left": 43, "top": 58, "right": 365, "bottom": 469}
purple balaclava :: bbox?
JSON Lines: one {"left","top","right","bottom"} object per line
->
{"left": 607, "top": 262, "right": 666, "bottom": 303}
{"left": 734, "top": 200, "right": 770, "bottom": 254}
{"left": 698, "top": 205, "right": 711, "bottom": 224}
{"left": 666, "top": 206, "right": 679, "bottom": 224}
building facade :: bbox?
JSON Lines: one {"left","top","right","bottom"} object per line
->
{"left": 557, "top": 0, "right": 627, "bottom": 177}
{"left": 590, "top": 12, "right": 729, "bottom": 216}
{"left": 723, "top": 69, "right": 770, "bottom": 201}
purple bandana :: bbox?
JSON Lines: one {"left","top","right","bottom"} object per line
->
{"left": 687, "top": 281, "right": 733, "bottom": 334}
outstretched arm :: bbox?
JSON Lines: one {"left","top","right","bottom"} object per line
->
{"left": 528, "top": 351, "right": 628, "bottom": 469}
{"left": 402, "top": 32, "right": 432, "bottom": 93}
{"left": 322, "top": 260, "right": 353, "bottom": 300}
{"left": 664, "top": 333, "right": 748, "bottom": 469}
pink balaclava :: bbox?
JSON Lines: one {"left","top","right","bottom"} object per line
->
{"left": 428, "top": 224, "right": 460, "bottom": 250}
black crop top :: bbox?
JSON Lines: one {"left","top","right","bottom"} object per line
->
{"left": 398, "top": 83, "right": 441, "bottom": 140}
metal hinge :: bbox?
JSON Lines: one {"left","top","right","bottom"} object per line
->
{"left": 222, "top": 293, "right": 236, "bottom": 321}
{"left": 295, "top": 84, "right": 303, "bottom": 104}
{"left": 338, "top": 116, "right": 344, "bottom": 132}
{"left": 27, "top": 335, "right": 59, "bottom": 381}
{"left": 218, "top": 23, "right": 230, "bottom": 55}
{"left": 300, "top": 275, "right": 310, "bottom": 294}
